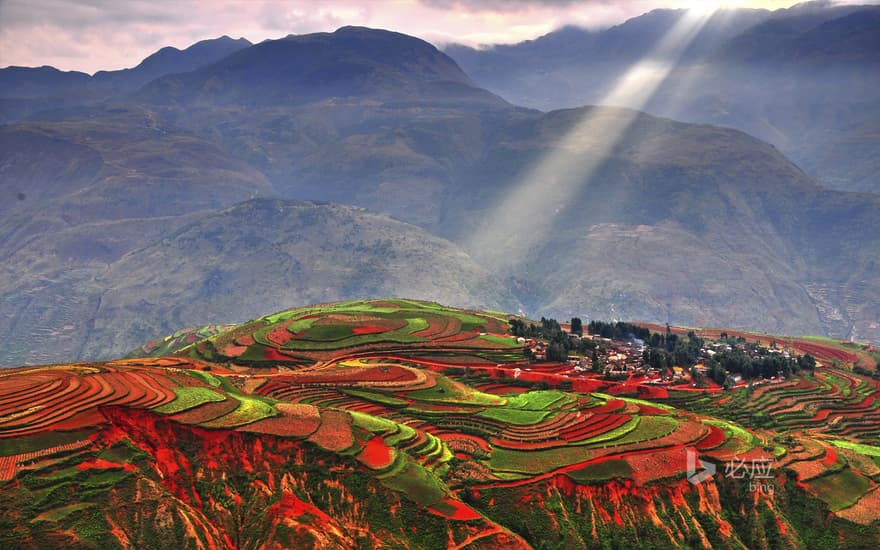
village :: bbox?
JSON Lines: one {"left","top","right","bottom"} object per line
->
{"left": 510, "top": 318, "right": 812, "bottom": 392}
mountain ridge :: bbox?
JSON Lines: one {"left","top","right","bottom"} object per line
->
{"left": 134, "top": 26, "right": 506, "bottom": 108}
{"left": 0, "top": 35, "right": 253, "bottom": 123}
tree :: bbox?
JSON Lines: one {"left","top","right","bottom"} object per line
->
{"left": 547, "top": 342, "right": 567, "bottom": 362}
{"left": 797, "top": 353, "right": 816, "bottom": 373}
{"left": 570, "top": 317, "right": 583, "bottom": 336}
{"left": 509, "top": 318, "right": 527, "bottom": 337}
{"left": 591, "top": 349, "right": 604, "bottom": 372}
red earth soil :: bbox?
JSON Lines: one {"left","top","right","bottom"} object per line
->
{"left": 357, "top": 435, "right": 394, "bottom": 469}
{"left": 636, "top": 385, "right": 669, "bottom": 399}
{"left": 626, "top": 446, "right": 690, "bottom": 485}
{"left": 430, "top": 496, "right": 482, "bottom": 520}
{"left": 283, "top": 365, "right": 418, "bottom": 385}
{"left": 822, "top": 446, "right": 838, "bottom": 467}
{"left": 436, "top": 432, "right": 492, "bottom": 454}
{"left": 794, "top": 342, "right": 857, "bottom": 363}
{"left": 262, "top": 347, "right": 300, "bottom": 361}
{"left": 239, "top": 414, "right": 321, "bottom": 439}
{"left": 351, "top": 325, "right": 390, "bottom": 335}
{"left": 77, "top": 458, "right": 136, "bottom": 472}
{"left": 268, "top": 491, "right": 337, "bottom": 523}
{"left": 265, "top": 325, "right": 296, "bottom": 347}
{"left": 696, "top": 425, "right": 726, "bottom": 451}
{"left": 490, "top": 437, "right": 570, "bottom": 450}
{"left": 584, "top": 399, "right": 627, "bottom": 414}
{"left": 638, "top": 404, "right": 669, "bottom": 415}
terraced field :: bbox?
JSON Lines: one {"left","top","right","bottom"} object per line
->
{"left": 188, "top": 299, "right": 525, "bottom": 367}
{"left": 1, "top": 300, "right": 878, "bottom": 548}
{"left": 664, "top": 367, "right": 880, "bottom": 444}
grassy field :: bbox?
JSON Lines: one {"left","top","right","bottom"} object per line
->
{"left": 407, "top": 375, "right": 504, "bottom": 406}
{"left": 340, "top": 388, "right": 409, "bottom": 408}
{"left": 379, "top": 459, "right": 447, "bottom": 506}
{"left": 200, "top": 394, "right": 277, "bottom": 427}
{"left": 831, "top": 440, "right": 880, "bottom": 458}
{"left": 477, "top": 407, "right": 553, "bottom": 425}
{"left": 489, "top": 445, "right": 597, "bottom": 474}
{"left": 806, "top": 468, "right": 873, "bottom": 511}
{"left": 503, "top": 390, "right": 571, "bottom": 410}
{"left": 566, "top": 459, "right": 634, "bottom": 483}
{"left": 0, "top": 430, "right": 90, "bottom": 457}
{"left": 153, "top": 387, "right": 226, "bottom": 414}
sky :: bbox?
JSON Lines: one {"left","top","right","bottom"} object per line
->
{"left": 0, "top": 0, "right": 874, "bottom": 73}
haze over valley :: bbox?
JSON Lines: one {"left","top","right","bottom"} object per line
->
{"left": 1, "top": 7, "right": 878, "bottom": 366}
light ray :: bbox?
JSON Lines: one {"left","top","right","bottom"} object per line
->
{"left": 465, "top": 8, "right": 720, "bottom": 271}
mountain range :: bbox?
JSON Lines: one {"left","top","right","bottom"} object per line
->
{"left": 1, "top": 16, "right": 878, "bottom": 367}
{"left": 446, "top": 3, "right": 880, "bottom": 194}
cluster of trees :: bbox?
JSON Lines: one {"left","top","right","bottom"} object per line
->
{"left": 509, "top": 317, "right": 597, "bottom": 362}
{"left": 854, "top": 362, "right": 880, "bottom": 379}
{"left": 712, "top": 349, "right": 813, "bottom": 381}
{"left": 642, "top": 329, "right": 704, "bottom": 370}
{"left": 587, "top": 321, "right": 650, "bottom": 341}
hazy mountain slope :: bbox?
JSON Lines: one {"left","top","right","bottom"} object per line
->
{"left": 0, "top": 199, "right": 519, "bottom": 366}
{"left": 445, "top": 5, "right": 880, "bottom": 194}
{"left": 2, "top": 25, "right": 878, "bottom": 365}
{"left": 80, "top": 198, "right": 520, "bottom": 361}
{"left": 0, "top": 105, "right": 272, "bottom": 260}
{"left": 0, "top": 29, "right": 514, "bottom": 367}
{"left": 0, "top": 106, "right": 273, "bottom": 367}
{"left": 125, "top": 27, "right": 515, "bottom": 227}
{"left": 443, "top": 8, "right": 772, "bottom": 109}
{"left": 0, "top": 65, "right": 91, "bottom": 98}
{"left": 435, "top": 106, "right": 880, "bottom": 341}
{"left": 138, "top": 49, "right": 878, "bottom": 345}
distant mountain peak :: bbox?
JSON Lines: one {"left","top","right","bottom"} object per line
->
{"left": 137, "top": 26, "right": 509, "bottom": 108}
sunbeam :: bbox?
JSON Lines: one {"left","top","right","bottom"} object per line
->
{"left": 465, "top": 7, "right": 720, "bottom": 271}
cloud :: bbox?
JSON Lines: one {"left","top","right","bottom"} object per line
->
{"left": 419, "top": 0, "right": 590, "bottom": 8}
{"left": 0, "top": 0, "right": 183, "bottom": 29}
{"left": 255, "top": 2, "right": 358, "bottom": 33}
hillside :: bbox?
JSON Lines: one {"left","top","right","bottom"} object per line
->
{"left": 81, "top": 199, "right": 520, "bottom": 361}
{"left": 0, "top": 198, "right": 516, "bottom": 367}
{"left": 440, "top": 107, "right": 880, "bottom": 343}
{"left": 1, "top": 301, "right": 878, "bottom": 548}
